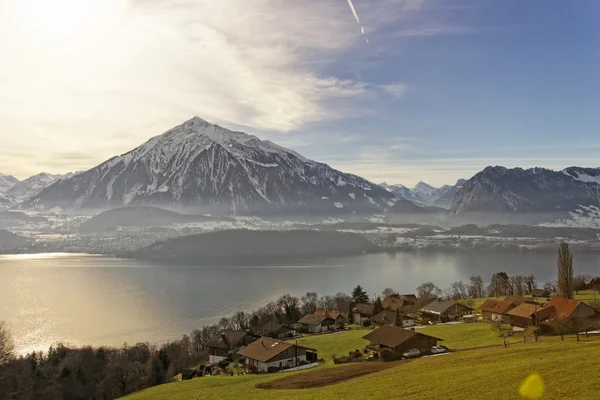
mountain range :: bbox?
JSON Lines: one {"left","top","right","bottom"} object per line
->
{"left": 447, "top": 166, "right": 600, "bottom": 224}
{"left": 23, "top": 117, "right": 404, "bottom": 215}
{"left": 379, "top": 179, "right": 466, "bottom": 209}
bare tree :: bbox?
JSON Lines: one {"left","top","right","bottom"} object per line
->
{"left": 509, "top": 275, "right": 526, "bottom": 296}
{"left": 488, "top": 272, "right": 510, "bottom": 297}
{"left": 557, "top": 242, "right": 574, "bottom": 299}
{"left": 301, "top": 292, "right": 318, "bottom": 314}
{"left": 525, "top": 274, "right": 536, "bottom": 294}
{"left": 333, "top": 293, "right": 352, "bottom": 314}
{"left": 382, "top": 288, "right": 396, "bottom": 297}
{"left": 449, "top": 281, "right": 469, "bottom": 300}
{"left": 317, "top": 295, "right": 336, "bottom": 312}
{"left": 0, "top": 321, "right": 14, "bottom": 365}
{"left": 416, "top": 282, "right": 442, "bottom": 307}
{"left": 468, "top": 276, "right": 485, "bottom": 298}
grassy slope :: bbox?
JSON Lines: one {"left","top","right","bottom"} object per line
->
{"left": 123, "top": 335, "right": 600, "bottom": 400}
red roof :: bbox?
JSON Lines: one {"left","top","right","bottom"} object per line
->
{"left": 544, "top": 297, "right": 583, "bottom": 318}
{"left": 314, "top": 310, "right": 341, "bottom": 320}
{"left": 480, "top": 299, "right": 515, "bottom": 315}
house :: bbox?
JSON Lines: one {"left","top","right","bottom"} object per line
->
{"left": 363, "top": 325, "right": 442, "bottom": 356}
{"left": 480, "top": 299, "right": 516, "bottom": 321}
{"left": 538, "top": 297, "right": 597, "bottom": 334}
{"left": 371, "top": 309, "right": 416, "bottom": 328}
{"left": 531, "top": 289, "right": 551, "bottom": 298}
{"left": 506, "top": 302, "right": 552, "bottom": 329}
{"left": 351, "top": 303, "right": 374, "bottom": 324}
{"left": 297, "top": 313, "right": 337, "bottom": 333}
{"left": 206, "top": 330, "right": 258, "bottom": 364}
{"left": 420, "top": 300, "right": 473, "bottom": 323}
{"left": 237, "top": 336, "right": 318, "bottom": 372}
{"left": 259, "top": 322, "right": 297, "bottom": 339}
{"left": 314, "top": 310, "right": 344, "bottom": 324}
{"left": 382, "top": 294, "right": 417, "bottom": 313}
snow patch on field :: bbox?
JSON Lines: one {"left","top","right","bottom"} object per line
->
{"left": 348, "top": 193, "right": 355, "bottom": 199}
{"left": 333, "top": 202, "right": 344, "bottom": 208}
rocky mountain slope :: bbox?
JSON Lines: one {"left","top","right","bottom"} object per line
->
{"left": 448, "top": 166, "right": 600, "bottom": 222}
{"left": 0, "top": 173, "right": 19, "bottom": 194}
{"left": 7, "top": 172, "right": 67, "bottom": 201}
{"left": 24, "top": 117, "right": 401, "bottom": 215}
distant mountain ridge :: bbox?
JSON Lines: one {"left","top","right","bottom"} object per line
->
{"left": 379, "top": 179, "right": 466, "bottom": 209}
{"left": 448, "top": 166, "right": 600, "bottom": 222}
{"left": 7, "top": 172, "right": 69, "bottom": 201}
{"left": 0, "top": 173, "right": 19, "bottom": 194}
{"left": 24, "top": 117, "right": 404, "bottom": 215}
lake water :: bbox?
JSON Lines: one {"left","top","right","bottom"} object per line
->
{"left": 1, "top": 251, "right": 599, "bottom": 354}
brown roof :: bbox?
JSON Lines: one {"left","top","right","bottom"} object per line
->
{"left": 362, "top": 325, "right": 442, "bottom": 348}
{"left": 382, "top": 295, "right": 407, "bottom": 311}
{"left": 206, "top": 330, "right": 252, "bottom": 350}
{"left": 297, "top": 313, "right": 335, "bottom": 326}
{"left": 371, "top": 310, "right": 403, "bottom": 325}
{"left": 531, "top": 289, "right": 550, "bottom": 297}
{"left": 237, "top": 337, "right": 315, "bottom": 363}
{"left": 503, "top": 295, "right": 525, "bottom": 305}
{"left": 353, "top": 303, "right": 374, "bottom": 316}
{"left": 259, "top": 322, "right": 294, "bottom": 335}
{"left": 398, "top": 294, "right": 418, "bottom": 303}
{"left": 314, "top": 310, "right": 341, "bottom": 320}
{"left": 545, "top": 297, "right": 588, "bottom": 318}
{"left": 506, "top": 303, "right": 540, "bottom": 319}
{"left": 480, "top": 299, "right": 515, "bottom": 315}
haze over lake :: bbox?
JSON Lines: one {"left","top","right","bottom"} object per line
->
{"left": 2, "top": 252, "right": 599, "bottom": 354}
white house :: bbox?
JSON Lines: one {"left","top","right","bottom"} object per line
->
{"left": 237, "top": 337, "right": 318, "bottom": 372}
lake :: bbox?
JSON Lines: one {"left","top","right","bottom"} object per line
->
{"left": 1, "top": 251, "right": 599, "bottom": 354}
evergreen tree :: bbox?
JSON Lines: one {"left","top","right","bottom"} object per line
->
{"left": 373, "top": 296, "right": 383, "bottom": 315}
{"left": 351, "top": 285, "right": 369, "bottom": 304}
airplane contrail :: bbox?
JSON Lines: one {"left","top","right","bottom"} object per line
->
{"left": 347, "top": 0, "right": 369, "bottom": 43}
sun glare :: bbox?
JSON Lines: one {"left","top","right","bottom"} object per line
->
{"left": 17, "top": 0, "right": 99, "bottom": 38}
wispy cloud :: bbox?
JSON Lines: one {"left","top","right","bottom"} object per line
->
{"left": 378, "top": 83, "right": 408, "bottom": 98}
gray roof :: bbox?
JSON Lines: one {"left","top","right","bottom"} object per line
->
{"left": 420, "top": 300, "right": 469, "bottom": 315}
{"left": 259, "top": 322, "right": 294, "bottom": 334}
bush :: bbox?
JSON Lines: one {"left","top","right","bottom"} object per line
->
{"left": 287, "top": 332, "right": 295, "bottom": 338}
{"left": 372, "top": 352, "right": 379, "bottom": 360}
{"left": 248, "top": 365, "right": 258, "bottom": 374}
{"left": 362, "top": 319, "right": 371, "bottom": 327}
{"left": 298, "top": 360, "right": 308, "bottom": 366}
{"left": 379, "top": 348, "right": 395, "bottom": 362}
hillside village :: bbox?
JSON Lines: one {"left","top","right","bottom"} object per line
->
{"left": 190, "top": 287, "right": 600, "bottom": 378}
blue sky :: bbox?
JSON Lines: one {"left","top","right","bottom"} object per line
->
{"left": 1, "top": 0, "right": 598, "bottom": 186}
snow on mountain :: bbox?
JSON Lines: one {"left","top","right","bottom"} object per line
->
{"left": 542, "top": 205, "right": 600, "bottom": 229}
{"left": 0, "top": 173, "right": 19, "bottom": 194}
{"left": 379, "top": 182, "right": 427, "bottom": 204}
{"left": 0, "top": 193, "right": 17, "bottom": 209}
{"left": 8, "top": 172, "right": 66, "bottom": 201}
{"left": 380, "top": 179, "right": 466, "bottom": 209}
{"left": 412, "top": 181, "right": 438, "bottom": 198}
{"left": 448, "top": 166, "right": 600, "bottom": 220}
{"left": 24, "top": 117, "right": 402, "bottom": 215}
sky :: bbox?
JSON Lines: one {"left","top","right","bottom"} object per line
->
{"left": 1, "top": 0, "right": 599, "bottom": 187}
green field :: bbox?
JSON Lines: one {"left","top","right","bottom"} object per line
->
{"left": 123, "top": 333, "right": 600, "bottom": 400}
{"left": 419, "top": 322, "right": 518, "bottom": 349}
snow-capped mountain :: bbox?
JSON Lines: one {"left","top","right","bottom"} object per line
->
{"left": 8, "top": 172, "right": 67, "bottom": 201}
{"left": 24, "top": 117, "right": 401, "bottom": 214}
{"left": 448, "top": 166, "right": 600, "bottom": 217}
{"left": 0, "top": 173, "right": 19, "bottom": 194}
{"left": 379, "top": 183, "right": 427, "bottom": 204}
{"left": 379, "top": 179, "right": 466, "bottom": 209}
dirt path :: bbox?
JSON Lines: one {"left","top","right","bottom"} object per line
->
{"left": 256, "top": 361, "right": 404, "bottom": 390}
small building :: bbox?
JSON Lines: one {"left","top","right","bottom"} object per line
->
{"left": 538, "top": 297, "right": 597, "bottom": 334}
{"left": 506, "top": 302, "right": 552, "bottom": 329}
{"left": 259, "top": 322, "right": 297, "bottom": 339}
{"left": 206, "top": 330, "right": 258, "bottom": 364}
{"left": 480, "top": 299, "right": 516, "bottom": 321}
{"left": 420, "top": 300, "right": 473, "bottom": 323}
{"left": 351, "top": 303, "right": 374, "bottom": 324}
{"left": 531, "top": 289, "right": 551, "bottom": 298}
{"left": 371, "top": 309, "right": 415, "bottom": 328}
{"left": 362, "top": 325, "right": 442, "bottom": 356}
{"left": 314, "top": 310, "right": 344, "bottom": 324}
{"left": 297, "top": 313, "right": 337, "bottom": 333}
{"left": 382, "top": 294, "right": 417, "bottom": 314}
{"left": 237, "top": 337, "right": 318, "bottom": 372}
